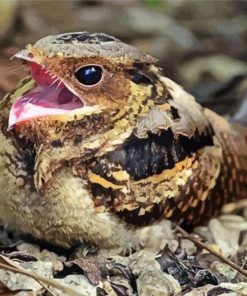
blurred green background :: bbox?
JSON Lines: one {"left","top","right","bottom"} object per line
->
{"left": 0, "top": 0, "right": 247, "bottom": 119}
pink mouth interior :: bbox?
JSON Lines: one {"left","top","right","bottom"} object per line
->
{"left": 9, "top": 62, "right": 84, "bottom": 127}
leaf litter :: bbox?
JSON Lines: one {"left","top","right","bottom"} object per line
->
{"left": 0, "top": 212, "right": 246, "bottom": 295}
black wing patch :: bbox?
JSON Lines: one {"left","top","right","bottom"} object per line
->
{"left": 108, "top": 127, "right": 214, "bottom": 180}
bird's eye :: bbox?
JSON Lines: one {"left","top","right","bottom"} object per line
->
{"left": 75, "top": 65, "right": 103, "bottom": 86}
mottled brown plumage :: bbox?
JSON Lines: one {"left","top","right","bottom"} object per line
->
{"left": 0, "top": 32, "right": 246, "bottom": 250}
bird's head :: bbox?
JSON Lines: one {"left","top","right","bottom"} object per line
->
{"left": 9, "top": 32, "right": 166, "bottom": 131}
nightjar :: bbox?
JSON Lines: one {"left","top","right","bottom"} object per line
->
{"left": 0, "top": 32, "right": 246, "bottom": 250}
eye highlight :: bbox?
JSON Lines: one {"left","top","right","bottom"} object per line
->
{"left": 75, "top": 65, "right": 103, "bottom": 86}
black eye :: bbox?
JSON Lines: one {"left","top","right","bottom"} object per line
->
{"left": 75, "top": 65, "right": 103, "bottom": 86}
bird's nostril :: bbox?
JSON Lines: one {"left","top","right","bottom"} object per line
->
{"left": 28, "top": 52, "right": 34, "bottom": 58}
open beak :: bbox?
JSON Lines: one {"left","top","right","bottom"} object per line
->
{"left": 8, "top": 53, "right": 84, "bottom": 127}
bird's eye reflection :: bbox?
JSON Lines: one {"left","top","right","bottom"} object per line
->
{"left": 75, "top": 65, "right": 103, "bottom": 86}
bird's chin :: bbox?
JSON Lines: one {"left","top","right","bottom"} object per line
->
{"left": 8, "top": 62, "right": 84, "bottom": 127}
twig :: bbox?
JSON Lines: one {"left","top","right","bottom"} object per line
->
{"left": 0, "top": 262, "right": 83, "bottom": 296}
{"left": 35, "top": 278, "right": 57, "bottom": 296}
{"left": 176, "top": 226, "right": 247, "bottom": 278}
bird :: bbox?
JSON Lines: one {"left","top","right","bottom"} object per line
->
{"left": 0, "top": 32, "right": 246, "bottom": 251}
